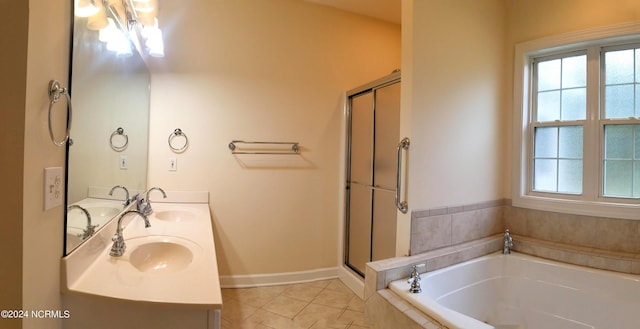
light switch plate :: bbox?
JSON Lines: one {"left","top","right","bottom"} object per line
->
{"left": 168, "top": 158, "right": 177, "bottom": 171}
{"left": 44, "top": 167, "right": 63, "bottom": 210}
{"left": 120, "top": 155, "right": 128, "bottom": 170}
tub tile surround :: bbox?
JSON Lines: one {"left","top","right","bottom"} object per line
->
{"left": 410, "top": 199, "right": 640, "bottom": 274}
{"left": 506, "top": 206, "right": 640, "bottom": 255}
{"left": 367, "top": 199, "right": 640, "bottom": 329}
{"left": 410, "top": 199, "right": 508, "bottom": 254}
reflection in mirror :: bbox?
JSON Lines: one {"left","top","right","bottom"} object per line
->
{"left": 65, "top": 2, "right": 150, "bottom": 254}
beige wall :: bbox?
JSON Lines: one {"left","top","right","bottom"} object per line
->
{"left": 0, "top": 2, "right": 28, "bottom": 328}
{"left": 0, "top": 1, "right": 69, "bottom": 329}
{"left": 505, "top": 0, "right": 640, "bottom": 189}
{"left": 404, "top": 0, "right": 508, "bottom": 212}
{"left": 146, "top": 0, "right": 401, "bottom": 276}
{"left": 22, "top": 0, "right": 71, "bottom": 328}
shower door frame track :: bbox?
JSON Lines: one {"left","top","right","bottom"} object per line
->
{"left": 344, "top": 71, "right": 401, "bottom": 278}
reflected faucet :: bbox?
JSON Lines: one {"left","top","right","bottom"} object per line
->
{"left": 110, "top": 210, "right": 150, "bottom": 257}
{"left": 109, "top": 185, "right": 131, "bottom": 207}
{"left": 67, "top": 205, "right": 98, "bottom": 240}
{"left": 138, "top": 187, "right": 167, "bottom": 216}
{"left": 503, "top": 229, "right": 514, "bottom": 254}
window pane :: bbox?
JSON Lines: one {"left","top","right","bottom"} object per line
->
{"left": 558, "top": 159, "right": 582, "bottom": 194}
{"left": 562, "top": 55, "right": 586, "bottom": 88}
{"left": 635, "top": 161, "right": 640, "bottom": 198}
{"left": 635, "top": 125, "right": 640, "bottom": 160}
{"left": 561, "top": 88, "right": 586, "bottom": 120}
{"left": 558, "top": 126, "right": 583, "bottom": 158}
{"left": 537, "top": 91, "right": 560, "bottom": 121}
{"left": 636, "top": 49, "right": 640, "bottom": 82}
{"left": 605, "top": 49, "right": 634, "bottom": 85}
{"left": 534, "top": 127, "right": 558, "bottom": 157}
{"left": 604, "top": 160, "right": 632, "bottom": 197}
{"left": 534, "top": 159, "right": 557, "bottom": 192}
{"left": 537, "top": 59, "right": 561, "bottom": 91}
{"left": 605, "top": 85, "right": 635, "bottom": 118}
{"left": 605, "top": 125, "right": 633, "bottom": 159}
{"left": 636, "top": 84, "right": 640, "bottom": 117}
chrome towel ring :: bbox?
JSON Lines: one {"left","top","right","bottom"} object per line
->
{"left": 168, "top": 128, "right": 189, "bottom": 153}
{"left": 48, "top": 80, "right": 72, "bottom": 147}
{"left": 110, "top": 127, "right": 129, "bottom": 152}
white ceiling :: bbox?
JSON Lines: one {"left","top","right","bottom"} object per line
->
{"left": 305, "top": 0, "right": 401, "bottom": 24}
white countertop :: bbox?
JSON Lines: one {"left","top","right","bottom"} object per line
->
{"left": 61, "top": 192, "right": 222, "bottom": 309}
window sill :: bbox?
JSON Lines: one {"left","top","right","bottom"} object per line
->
{"left": 512, "top": 194, "right": 640, "bottom": 220}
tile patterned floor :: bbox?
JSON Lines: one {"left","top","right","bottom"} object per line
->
{"left": 221, "top": 279, "right": 373, "bottom": 329}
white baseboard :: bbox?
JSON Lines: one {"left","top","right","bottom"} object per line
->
{"left": 338, "top": 266, "right": 365, "bottom": 299}
{"left": 219, "top": 267, "right": 339, "bottom": 288}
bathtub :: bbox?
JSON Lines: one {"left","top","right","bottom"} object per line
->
{"left": 389, "top": 252, "right": 640, "bottom": 329}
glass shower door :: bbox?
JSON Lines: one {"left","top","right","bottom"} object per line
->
{"left": 346, "top": 77, "right": 401, "bottom": 277}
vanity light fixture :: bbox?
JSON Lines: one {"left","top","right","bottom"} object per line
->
{"left": 75, "top": 0, "right": 165, "bottom": 58}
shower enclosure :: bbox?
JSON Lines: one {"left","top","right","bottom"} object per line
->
{"left": 345, "top": 71, "right": 403, "bottom": 277}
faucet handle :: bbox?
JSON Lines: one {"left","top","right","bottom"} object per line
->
{"left": 407, "top": 263, "right": 426, "bottom": 283}
{"left": 110, "top": 233, "right": 126, "bottom": 256}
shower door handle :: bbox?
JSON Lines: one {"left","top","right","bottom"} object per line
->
{"left": 396, "top": 137, "right": 410, "bottom": 214}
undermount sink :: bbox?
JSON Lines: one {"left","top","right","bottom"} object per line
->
{"left": 153, "top": 209, "right": 197, "bottom": 222}
{"left": 127, "top": 236, "right": 199, "bottom": 273}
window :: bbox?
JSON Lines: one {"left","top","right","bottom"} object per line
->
{"left": 513, "top": 23, "right": 640, "bottom": 219}
{"left": 532, "top": 53, "right": 586, "bottom": 194}
{"left": 602, "top": 47, "right": 640, "bottom": 198}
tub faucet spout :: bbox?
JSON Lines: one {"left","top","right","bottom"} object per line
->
{"left": 503, "top": 229, "right": 513, "bottom": 254}
{"left": 407, "top": 264, "right": 425, "bottom": 293}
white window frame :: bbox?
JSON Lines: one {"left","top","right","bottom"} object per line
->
{"left": 512, "top": 22, "right": 640, "bottom": 220}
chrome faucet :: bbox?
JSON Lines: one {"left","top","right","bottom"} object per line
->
{"left": 503, "top": 229, "right": 513, "bottom": 254}
{"left": 138, "top": 187, "right": 167, "bottom": 216}
{"left": 110, "top": 210, "right": 150, "bottom": 257}
{"left": 67, "top": 205, "right": 98, "bottom": 239}
{"left": 109, "top": 185, "right": 131, "bottom": 207}
{"left": 407, "top": 264, "right": 425, "bottom": 293}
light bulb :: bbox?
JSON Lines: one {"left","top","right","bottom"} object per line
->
{"left": 87, "top": 1, "right": 108, "bottom": 31}
{"left": 99, "top": 18, "right": 117, "bottom": 42}
{"left": 134, "top": 0, "right": 156, "bottom": 13}
{"left": 75, "top": 0, "right": 100, "bottom": 17}
{"left": 145, "top": 28, "right": 165, "bottom": 58}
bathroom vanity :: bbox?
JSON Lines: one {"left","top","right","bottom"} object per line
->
{"left": 61, "top": 191, "right": 221, "bottom": 329}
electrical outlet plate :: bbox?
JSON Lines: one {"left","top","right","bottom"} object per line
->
{"left": 44, "top": 167, "right": 63, "bottom": 210}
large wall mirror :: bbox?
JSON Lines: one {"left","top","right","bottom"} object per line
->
{"left": 65, "top": 2, "right": 150, "bottom": 254}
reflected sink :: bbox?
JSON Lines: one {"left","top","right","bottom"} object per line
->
{"left": 127, "top": 236, "right": 199, "bottom": 273}
{"left": 154, "top": 209, "right": 196, "bottom": 222}
{"left": 68, "top": 205, "right": 121, "bottom": 228}
{"left": 85, "top": 206, "right": 121, "bottom": 225}
{"left": 66, "top": 227, "right": 85, "bottom": 251}
{"left": 86, "top": 206, "right": 120, "bottom": 218}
